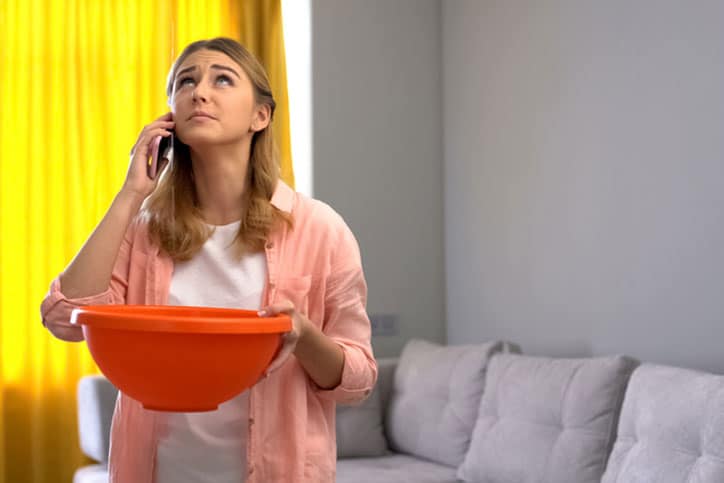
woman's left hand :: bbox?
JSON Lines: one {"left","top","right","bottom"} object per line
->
{"left": 258, "top": 300, "right": 310, "bottom": 376}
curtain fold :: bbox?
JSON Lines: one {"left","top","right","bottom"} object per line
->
{"left": 0, "top": 1, "right": 292, "bottom": 481}
{"left": 237, "top": 0, "right": 294, "bottom": 186}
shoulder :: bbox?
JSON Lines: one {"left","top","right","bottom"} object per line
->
{"left": 294, "top": 192, "right": 344, "bottom": 225}
{"left": 291, "top": 191, "right": 355, "bottom": 242}
{"left": 290, "top": 192, "right": 363, "bottom": 268}
{"left": 273, "top": 181, "right": 343, "bottom": 228}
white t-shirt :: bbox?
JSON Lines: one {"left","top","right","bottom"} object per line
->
{"left": 154, "top": 220, "right": 267, "bottom": 483}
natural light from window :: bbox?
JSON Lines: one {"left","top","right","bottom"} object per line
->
{"left": 282, "top": 0, "right": 312, "bottom": 197}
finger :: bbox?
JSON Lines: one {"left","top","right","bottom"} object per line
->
{"left": 258, "top": 300, "right": 295, "bottom": 317}
{"left": 140, "top": 123, "right": 175, "bottom": 142}
{"left": 130, "top": 128, "right": 173, "bottom": 157}
{"left": 138, "top": 121, "right": 174, "bottom": 140}
{"left": 131, "top": 112, "right": 173, "bottom": 155}
{"left": 133, "top": 129, "right": 174, "bottom": 158}
{"left": 155, "top": 112, "right": 174, "bottom": 122}
{"left": 265, "top": 339, "right": 295, "bottom": 375}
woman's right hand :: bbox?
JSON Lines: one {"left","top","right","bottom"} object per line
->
{"left": 121, "top": 112, "right": 176, "bottom": 199}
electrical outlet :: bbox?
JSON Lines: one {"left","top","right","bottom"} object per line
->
{"left": 370, "top": 314, "right": 398, "bottom": 337}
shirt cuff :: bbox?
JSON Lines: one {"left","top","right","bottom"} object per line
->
{"left": 313, "top": 342, "right": 377, "bottom": 405}
{"left": 40, "top": 277, "right": 115, "bottom": 332}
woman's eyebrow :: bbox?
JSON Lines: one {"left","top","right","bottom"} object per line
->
{"left": 175, "top": 64, "right": 241, "bottom": 80}
{"left": 175, "top": 66, "right": 196, "bottom": 79}
{"left": 210, "top": 64, "right": 241, "bottom": 78}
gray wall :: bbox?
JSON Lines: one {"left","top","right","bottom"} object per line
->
{"left": 312, "top": 0, "right": 445, "bottom": 357}
{"left": 444, "top": 1, "right": 724, "bottom": 372}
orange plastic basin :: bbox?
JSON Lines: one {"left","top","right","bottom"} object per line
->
{"left": 71, "top": 305, "right": 291, "bottom": 412}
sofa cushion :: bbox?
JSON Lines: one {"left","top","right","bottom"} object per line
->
{"left": 336, "top": 454, "right": 459, "bottom": 483}
{"left": 458, "top": 353, "right": 636, "bottom": 483}
{"left": 386, "top": 339, "right": 508, "bottom": 467}
{"left": 601, "top": 364, "right": 724, "bottom": 483}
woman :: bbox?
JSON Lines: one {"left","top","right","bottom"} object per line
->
{"left": 40, "top": 37, "right": 377, "bottom": 483}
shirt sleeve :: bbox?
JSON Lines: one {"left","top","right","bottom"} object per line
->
{"left": 313, "top": 220, "right": 378, "bottom": 405}
{"left": 39, "top": 221, "right": 135, "bottom": 341}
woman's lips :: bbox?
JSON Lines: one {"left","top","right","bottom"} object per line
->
{"left": 189, "top": 114, "right": 216, "bottom": 121}
{"left": 189, "top": 111, "right": 217, "bottom": 120}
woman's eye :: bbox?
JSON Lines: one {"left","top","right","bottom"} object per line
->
{"left": 178, "top": 77, "right": 195, "bottom": 87}
{"left": 216, "top": 75, "right": 232, "bottom": 85}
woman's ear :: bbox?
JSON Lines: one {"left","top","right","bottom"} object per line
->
{"left": 251, "top": 104, "right": 272, "bottom": 132}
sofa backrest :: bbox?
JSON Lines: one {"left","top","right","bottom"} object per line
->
{"left": 385, "top": 339, "right": 513, "bottom": 467}
{"left": 77, "top": 375, "right": 119, "bottom": 463}
{"left": 458, "top": 353, "right": 637, "bottom": 483}
{"left": 601, "top": 363, "right": 724, "bottom": 483}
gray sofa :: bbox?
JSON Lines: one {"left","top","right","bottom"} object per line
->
{"left": 75, "top": 339, "right": 724, "bottom": 483}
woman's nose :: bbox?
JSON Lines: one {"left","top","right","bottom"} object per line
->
{"left": 192, "top": 81, "right": 209, "bottom": 103}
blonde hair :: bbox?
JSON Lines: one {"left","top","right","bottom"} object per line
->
{"left": 142, "top": 37, "right": 291, "bottom": 261}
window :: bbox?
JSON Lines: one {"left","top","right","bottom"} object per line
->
{"left": 282, "top": 0, "right": 312, "bottom": 197}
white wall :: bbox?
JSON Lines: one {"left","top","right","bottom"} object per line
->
{"left": 311, "top": 0, "right": 445, "bottom": 356}
{"left": 444, "top": 1, "right": 724, "bottom": 372}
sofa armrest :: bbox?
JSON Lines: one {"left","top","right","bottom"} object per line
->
{"left": 77, "top": 375, "right": 118, "bottom": 463}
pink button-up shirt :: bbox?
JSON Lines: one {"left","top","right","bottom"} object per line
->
{"left": 40, "top": 181, "right": 377, "bottom": 482}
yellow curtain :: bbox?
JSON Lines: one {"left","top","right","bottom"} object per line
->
{"left": 0, "top": 1, "right": 292, "bottom": 481}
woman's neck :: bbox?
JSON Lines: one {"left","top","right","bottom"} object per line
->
{"left": 190, "top": 141, "right": 251, "bottom": 225}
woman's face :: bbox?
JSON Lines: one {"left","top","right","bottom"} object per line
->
{"left": 169, "top": 49, "right": 268, "bottom": 148}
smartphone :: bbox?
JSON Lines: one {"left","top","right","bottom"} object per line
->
{"left": 148, "top": 130, "right": 174, "bottom": 180}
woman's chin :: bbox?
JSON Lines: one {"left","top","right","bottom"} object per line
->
{"left": 181, "top": 134, "right": 221, "bottom": 149}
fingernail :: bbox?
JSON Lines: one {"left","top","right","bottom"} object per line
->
{"left": 258, "top": 310, "right": 267, "bottom": 317}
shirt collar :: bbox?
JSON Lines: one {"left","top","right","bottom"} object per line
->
{"left": 270, "top": 180, "right": 295, "bottom": 214}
